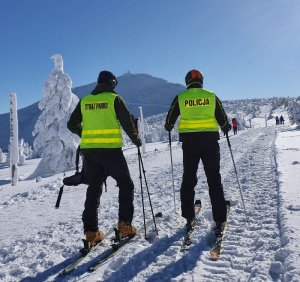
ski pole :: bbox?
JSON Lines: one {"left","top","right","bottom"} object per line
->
{"left": 137, "top": 148, "right": 147, "bottom": 239}
{"left": 168, "top": 131, "right": 177, "bottom": 213}
{"left": 138, "top": 147, "right": 158, "bottom": 236}
{"left": 226, "top": 133, "right": 249, "bottom": 222}
{"left": 55, "top": 146, "right": 81, "bottom": 209}
{"left": 55, "top": 185, "right": 64, "bottom": 208}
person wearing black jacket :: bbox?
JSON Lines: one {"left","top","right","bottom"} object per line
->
{"left": 165, "top": 69, "right": 231, "bottom": 235}
{"left": 67, "top": 70, "right": 141, "bottom": 247}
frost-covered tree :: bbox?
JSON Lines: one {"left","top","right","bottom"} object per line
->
{"left": 31, "top": 54, "right": 80, "bottom": 177}
{"left": 287, "top": 100, "right": 300, "bottom": 124}
{"left": 18, "top": 139, "right": 26, "bottom": 166}
{"left": 143, "top": 113, "right": 179, "bottom": 143}
{"left": 18, "top": 139, "right": 32, "bottom": 165}
{"left": 21, "top": 139, "right": 34, "bottom": 160}
{"left": 6, "top": 144, "right": 10, "bottom": 166}
{"left": 231, "top": 114, "right": 246, "bottom": 130}
{"left": 0, "top": 148, "right": 5, "bottom": 163}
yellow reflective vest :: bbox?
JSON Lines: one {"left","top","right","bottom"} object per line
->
{"left": 80, "top": 93, "right": 122, "bottom": 149}
{"left": 178, "top": 88, "right": 219, "bottom": 133}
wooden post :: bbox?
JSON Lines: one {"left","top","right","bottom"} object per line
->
{"left": 10, "top": 92, "right": 19, "bottom": 186}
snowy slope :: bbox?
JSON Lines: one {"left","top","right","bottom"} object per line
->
{"left": 0, "top": 122, "right": 300, "bottom": 281}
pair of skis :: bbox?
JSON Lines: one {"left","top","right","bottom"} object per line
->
{"left": 60, "top": 232, "right": 113, "bottom": 276}
{"left": 89, "top": 213, "right": 161, "bottom": 273}
{"left": 60, "top": 212, "right": 162, "bottom": 276}
{"left": 61, "top": 199, "right": 230, "bottom": 276}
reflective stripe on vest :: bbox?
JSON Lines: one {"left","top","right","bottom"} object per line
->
{"left": 80, "top": 93, "right": 122, "bottom": 148}
{"left": 178, "top": 88, "right": 219, "bottom": 133}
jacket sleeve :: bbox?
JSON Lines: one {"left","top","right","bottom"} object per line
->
{"left": 165, "top": 95, "right": 180, "bottom": 131}
{"left": 215, "top": 96, "right": 230, "bottom": 130}
{"left": 67, "top": 101, "right": 82, "bottom": 137}
{"left": 114, "top": 96, "right": 140, "bottom": 144}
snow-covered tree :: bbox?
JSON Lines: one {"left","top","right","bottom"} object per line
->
{"left": 0, "top": 148, "right": 5, "bottom": 163}
{"left": 31, "top": 54, "right": 80, "bottom": 177}
{"left": 6, "top": 144, "right": 10, "bottom": 166}
{"left": 18, "top": 139, "right": 31, "bottom": 165}
{"left": 287, "top": 100, "right": 300, "bottom": 124}
{"left": 18, "top": 141, "right": 26, "bottom": 166}
{"left": 233, "top": 114, "right": 246, "bottom": 130}
{"left": 21, "top": 139, "right": 34, "bottom": 160}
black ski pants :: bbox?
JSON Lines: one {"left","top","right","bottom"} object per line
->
{"left": 81, "top": 150, "right": 134, "bottom": 233}
{"left": 181, "top": 142, "right": 227, "bottom": 223}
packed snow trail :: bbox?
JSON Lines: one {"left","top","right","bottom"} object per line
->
{"left": 76, "top": 126, "right": 283, "bottom": 281}
{"left": 0, "top": 126, "right": 288, "bottom": 281}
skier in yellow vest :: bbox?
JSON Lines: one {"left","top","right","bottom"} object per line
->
{"left": 165, "top": 69, "right": 231, "bottom": 235}
{"left": 68, "top": 70, "right": 142, "bottom": 247}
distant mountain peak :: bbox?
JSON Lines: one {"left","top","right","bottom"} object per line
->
{"left": 0, "top": 72, "right": 298, "bottom": 152}
{"left": 119, "top": 72, "right": 171, "bottom": 82}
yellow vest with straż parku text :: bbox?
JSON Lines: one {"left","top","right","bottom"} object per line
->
{"left": 80, "top": 93, "right": 122, "bottom": 148}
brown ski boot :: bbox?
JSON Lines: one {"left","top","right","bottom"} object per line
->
{"left": 117, "top": 221, "right": 137, "bottom": 238}
{"left": 85, "top": 230, "right": 105, "bottom": 247}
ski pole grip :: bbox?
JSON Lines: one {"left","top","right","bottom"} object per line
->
{"left": 55, "top": 185, "right": 64, "bottom": 209}
{"left": 137, "top": 146, "right": 140, "bottom": 157}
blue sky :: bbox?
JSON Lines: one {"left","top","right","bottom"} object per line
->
{"left": 1, "top": 0, "right": 300, "bottom": 114}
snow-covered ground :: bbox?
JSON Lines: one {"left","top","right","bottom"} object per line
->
{"left": 0, "top": 121, "right": 300, "bottom": 281}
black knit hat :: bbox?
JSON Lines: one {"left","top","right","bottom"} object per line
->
{"left": 97, "top": 70, "right": 118, "bottom": 88}
{"left": 185, "top": 69, "right": 203, "bottom": 87}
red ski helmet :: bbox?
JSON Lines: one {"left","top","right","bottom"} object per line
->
{"left": 185, "top": 69, "right": 203, "bottom": 87}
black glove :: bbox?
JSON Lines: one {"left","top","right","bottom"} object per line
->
{"left": 165, "top": 123, "right": 174, "bottom": 132}
{"left": 133, "top": 138, "right": 142, "bottom": 147}
{"left": 222, "top": 124, "right": 231, "bottom": 135}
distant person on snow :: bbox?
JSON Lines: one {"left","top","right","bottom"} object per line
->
{"left": 275, "top": 116, "right": 279, "bottom": 125}
{"left": 280, "top": 115, "right": 285, "bottom": 125}
{"left": 232, "top": 118, "right": 239, "bottom": 135}
{"left": 67, "top": 70, "right": 142, "bottom": 248}
{"left": 164, "top": 69, "right": 231, "bottom": 236}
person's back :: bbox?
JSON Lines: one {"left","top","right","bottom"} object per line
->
{"left": 67, "top": 70, "right": 142, "bottom": 248}
{"left": 177, "top": 87, "right": 220, "bottom": 147}
{"left": 232, "top": 118, "right": 238, "bottom": 128}
{"left": 165, "top": 69, "right": 231, "bottom": 234}
{"left": 280, "top": 115, "right": 284, "bottom": 125}
{"left": 232, "top": 118, "right": 238, "bottom": 135}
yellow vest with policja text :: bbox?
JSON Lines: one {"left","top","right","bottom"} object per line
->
{"left": 178, "top": 88, "right": 219, "bottom": 133}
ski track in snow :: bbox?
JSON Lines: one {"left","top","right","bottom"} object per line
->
{"left": 0, "top": 126, "right": 296, "bottom": 281}
{"left": 76, "top": 127, "right": 283, "bottom": 282}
